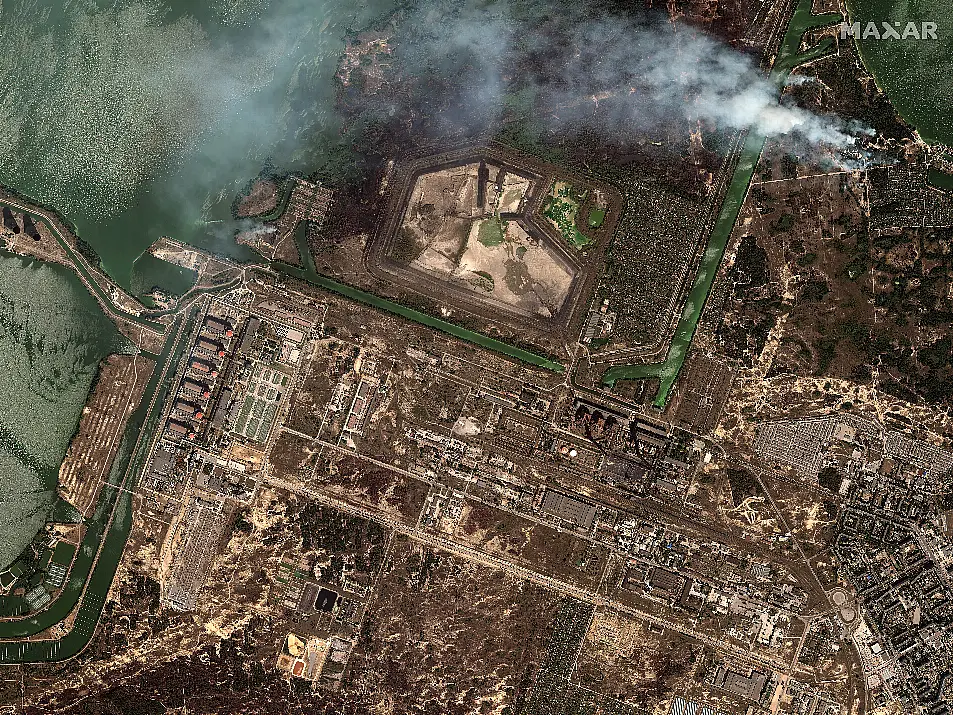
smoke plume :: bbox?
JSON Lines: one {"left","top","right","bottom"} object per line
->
{"left": 0, "top": 0, "right": 870, "bottom": 238}
{"left": 377, "top": 4, "right": 867, "bottom": 155}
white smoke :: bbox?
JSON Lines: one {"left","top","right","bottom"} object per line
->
{"left": 542, "top": 18, "right": 866, "bottom": 150}
{"left": 389, "top": 5, "right": 870, "bottom": 155}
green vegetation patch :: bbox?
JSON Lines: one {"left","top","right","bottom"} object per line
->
{"left": 542, "top": 181, "right": 592, "bottom": 249}
{"left": 587, "top": 208, "right": 606, "bottom": 229}
{"left": 772, "top": 212, "right": 796, "bottom": 233}
{"left": 477, "top": 217, "right": 505, "bottom": 246}
{"left": 726, "top": 467, "right": 764, "bottom": 506}
{"left": 797, "top": 252, "right": 818, "bottom": 267}
{"left": 50, "top": 497, "right": 83, "bottom": 525}
{"left": 800, "top": 279, "right": 830, "bottom": 302}
{"left": 472, "top": 270, "right": 495, "bottom": 292}
{"left": 928, "top": 168, "right": 953, "bottom": 191}
{"left": 818, "top": 466, "right": 843, "bottom": 492}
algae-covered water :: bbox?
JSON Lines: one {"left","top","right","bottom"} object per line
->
{"left": 0, "top": 0, "right": 394, "bottom": 290}
{"left": 0, "top": 254, "right": 126, "bottom": 569}
{"left": 0, "top": 0, "right": 399, "bottom": 568}
{"left": 847, "top": 0, "right": 953, "bottom": 144}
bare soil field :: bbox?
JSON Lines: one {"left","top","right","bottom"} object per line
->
{"left": 59, "top": 354, "right": 155, "bottom": 517}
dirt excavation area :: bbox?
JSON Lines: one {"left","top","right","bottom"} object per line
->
{"left": 398, "top": 161, "right": 577, "bottom": 319}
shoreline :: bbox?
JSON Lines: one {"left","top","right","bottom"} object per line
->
{"left": 843, "top": 0, "right": 953, "bottom": 147}
{"left": 0, "top": 186, "right": 167, "bottom": 351}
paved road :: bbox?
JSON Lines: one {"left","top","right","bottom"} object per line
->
{"left": 0, "top": 195, "right": 164, "bottom": 333}
{"left": 266, "top": 473, "right": 793, "bottom": 675}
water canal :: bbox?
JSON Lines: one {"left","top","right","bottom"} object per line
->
{"left": 0, "top": 310, "right": 189, "bottom": 660}
{"left": 603, "top": 0, "right": 843, "bottom": 406}
{"left": 273, "top": 264, "right": 566, "bottom": 373}
{"left": 0, "top": 254, "right": 128, "bottom": 570}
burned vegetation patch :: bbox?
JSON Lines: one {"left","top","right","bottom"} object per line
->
{"left": 67, "top": 572, "right": 168, "bottom": 668}
{"left": 345, "top": 536, "right": 562, "bottom": 713}
{"left": 269, "top": 430, "right": 316, "bottom": 479}
{"left": 574, "top": 608, "right": 699, "bottom": 708}
{"left": 457, "top": 502, "right": 609, "bottom": 589}
{"left": 296, "top": 504, "right": 389, "bottom": 585}
{"left": 326, "top": 2, "right": 750, "bottom": 359}
{"left": 786, "top": 40, "right": 915, "bottom": 146}
{"left": 715, "top": 169, "right": 953, "bottom": 406}
{"left": 783, "top": 218, "right": 953, "bottom": 403}
{"left": 714, "top": 135, "right": 953, "bottom": 410}
{"left": 34, "top": 619, "right": 342, "bottom": 715}
{"left": 284, "top": 339, "right": 355, "bottom": 437}
{"left": 312, "top": 454, "right": 428, "bottom": 525}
